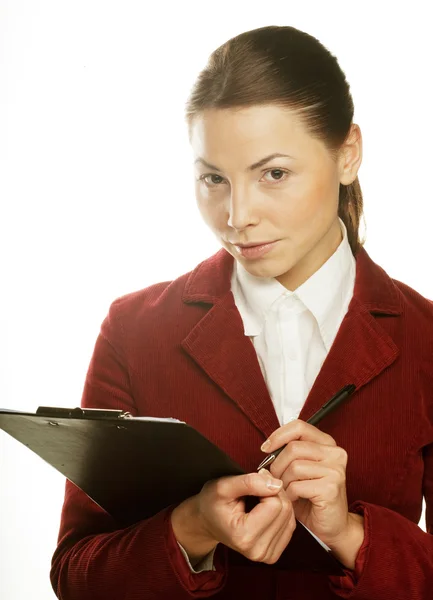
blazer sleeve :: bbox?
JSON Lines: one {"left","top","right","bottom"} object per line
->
{"left": 50, "top": 300, "right": 228, "bottom": 600}
{"left": 327, "top": 442, "right": 433, "bottom": 599}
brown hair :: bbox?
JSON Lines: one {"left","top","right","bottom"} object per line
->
{"left": 184, "top": 25, "right": 365, "bottom": 255}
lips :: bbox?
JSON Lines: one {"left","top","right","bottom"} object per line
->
{"left": 235, "top": 242, "right": 275, "bottom": 248}
{"left": 233, "top": 240, "right": 279, "bottom": 260}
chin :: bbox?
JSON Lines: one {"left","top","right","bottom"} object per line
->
{"left": 239, "top": 256, "right": 293, "bottom": 280}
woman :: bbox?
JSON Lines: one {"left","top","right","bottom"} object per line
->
{"left": 51, "top": 25, "right": 433, "bottom": 599}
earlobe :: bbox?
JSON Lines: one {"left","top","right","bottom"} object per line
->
{"left": 337, "top": 155, "right": 354, "bottom": 187}
{"left": 339, "top": 167, "right": 357, "bottom": 186}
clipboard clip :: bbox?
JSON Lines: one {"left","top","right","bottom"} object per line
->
{"left": 36, "top": 406, "right": 133, "bottom": 420}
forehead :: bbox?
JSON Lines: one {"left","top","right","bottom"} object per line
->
{"left": 190, "top": 104, "right": 321, "bottom": 161}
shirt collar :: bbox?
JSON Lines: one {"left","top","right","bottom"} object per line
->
{"left": 231, "top": 218, "right": 356, "bottom": 350}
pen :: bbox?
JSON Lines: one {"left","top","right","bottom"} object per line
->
{"left": 256, "top": 384, "right": 356, "bottom": 471}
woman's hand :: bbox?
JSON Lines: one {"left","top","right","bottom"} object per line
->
{"left": 261, "top": 420, "right": 356, "bottom": 548}
{"left": 171, "top": 470, "right": 296, "bottom": 565}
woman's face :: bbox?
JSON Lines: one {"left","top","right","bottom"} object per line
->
{"left": 190, "top": 104, "right": 362, "bottom": 290}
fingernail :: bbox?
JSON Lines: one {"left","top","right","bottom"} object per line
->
{"left": 258, "top": 468, "right": 282, "bottom": 489}
{"left": 267, "top": 479, "right": 283, "bottom": 490}
{"left": 261, "top": 439, "right": 271, "bottom": 452}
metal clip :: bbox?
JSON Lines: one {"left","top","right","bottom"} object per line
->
{"left": 118, "top": 411, "right": 133, "bottom": 419}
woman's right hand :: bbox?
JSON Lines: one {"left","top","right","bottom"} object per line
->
{"left": 170, "top": 469, "right": 296, "bottom": 565}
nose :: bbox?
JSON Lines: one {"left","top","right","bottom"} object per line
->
{"left": 227, "top": 191, "right": 258, "bottom": 231}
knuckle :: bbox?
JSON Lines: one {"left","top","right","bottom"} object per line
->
{"left": 291, "top": 421, "right": 304, "bottom": 437}
{"left": 265, "top": 494, "right": 280, "bottom": 508}
{"left": 275, "top": 494, "right": 287, "bottom": 510}
{"left": 244, "top": 472, "right": 258, "bottom": 492}
{"left": 290, "top": 440, "right": 302, "bottom": 454}
{"left": 282, "top": 496, "right": 293, "bottom": 514}
{"left": 338, "top": 447, "right": 348, "bottom": 463}
{"left": 236, "top": 533, "right": 255, "bottom": 554}
{"left": 336, "top": 466, "right": 347, "bottom": 482}
{"left": 290, "top": 460, "right": 303, "bottom": 476}
{"left": 331, "top": 465, "right": 346, "bottom": 483}
{"left": 213, "top": 478, "right": 227, "bottom": 497}
{"left": 326, "top": 481, "right": 339, "bottom": 498}
{"left": 247, "top": 546, "right": 267, "bottom": 563}
{"left": 288, "top": 480, "right": 299, "bottom": 494}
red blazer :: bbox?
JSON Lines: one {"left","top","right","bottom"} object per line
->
{"left": 51, "top": 246, "right": 433, "bottom": 600}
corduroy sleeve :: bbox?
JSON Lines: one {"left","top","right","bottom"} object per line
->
{"left": 327, "top": 443, "right": 433, "bottom": 599}
{"left": 325, "top": 503, "right": 369, "bottom": 595}
{"left": 50, "top": 300, "right": 228, "bottom": 599}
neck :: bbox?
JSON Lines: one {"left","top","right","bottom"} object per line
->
{"left": 276, "top": 219, "right": 343, "bottom": 291}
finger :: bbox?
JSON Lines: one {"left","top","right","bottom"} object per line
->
{"left": 245, "top": 491, "right": 294, "bottom": 562}
{"left": 261, "top": 421, "right": 337, "bottom": 454}
{"left": 281, "top": 458, "right": 346, "bottom": 491}
{"left": 241, "top": 471, "right": 290, "bottom": 536}
{"left": 285, "top": 477, "right": 344, "bottom": 504}
{"left": 266, "top": 511, "right": 297, "bottom": 564}
{"left": 213, "top": 471, "right": 283, "bottom": 501}
{"left": 272, "top": 448, "right": 348, "bottom": 483}
{"left": 245, "top": 488, "right": 288, "bottom": 534}
{"left": 270, "top": 440, "right": 343, "bottom": 479}
{"left": 235, "top": 494, "right": 285, "bottom": 558}
{"left": 260, "top": 493, "right": 295, "bottom": 563}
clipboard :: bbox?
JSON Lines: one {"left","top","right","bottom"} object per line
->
{"left": 0, "top": 406, "right": 346, "bottom": 575}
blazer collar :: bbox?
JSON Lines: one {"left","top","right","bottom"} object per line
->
{"left": 183, "top": 246, "right": 402, "bottom": 316}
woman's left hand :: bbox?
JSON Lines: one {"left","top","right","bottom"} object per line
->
{"left": 261, "top": 420, "right": 354, "bottom": 546}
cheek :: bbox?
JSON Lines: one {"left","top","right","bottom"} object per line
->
{"left": 284, "top": 174, "right": 337, "bottom": 226}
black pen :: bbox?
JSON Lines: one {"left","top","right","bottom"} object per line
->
{"left": 256, "top": 384, "right": 356, "bottom": 471}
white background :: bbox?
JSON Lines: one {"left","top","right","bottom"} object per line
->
{"left": 1, "top": 1, "right": 432, "bottom": 598}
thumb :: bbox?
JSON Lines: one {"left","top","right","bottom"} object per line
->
{"left": 221, "top": 470, "right": 283, "bottom": 500}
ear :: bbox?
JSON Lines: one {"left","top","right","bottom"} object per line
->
{"left": 338, "top": 124, "right": 363, "bottom": 185}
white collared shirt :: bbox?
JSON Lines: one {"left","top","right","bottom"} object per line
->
{"left": 230, "top": 218, "right": 356, "bottom": 425}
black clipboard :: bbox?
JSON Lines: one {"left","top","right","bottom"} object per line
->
{"left": 0, "top": 406, "right": 346, "bottom": 575}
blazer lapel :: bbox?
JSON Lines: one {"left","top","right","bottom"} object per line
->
{"left": 181, "top": 246, "right": 402, "bottom": 436}
{"left": 300, "top": 247, "right": 402, "bottom": 422}
{"left": 298, "top": 298, "right": 400, "bottom": 423}
{"left": 181, "top": 250, "right": 280, "bottom": 439}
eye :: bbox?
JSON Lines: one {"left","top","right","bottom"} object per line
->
{"left": 262, "top": 169, "right": 290, "bottom": 183}
{"left": 198, "top": 173, "right": 226, "bottom": 187}
{"left": 197, "top": 168, "right": 290, "bottom": 188}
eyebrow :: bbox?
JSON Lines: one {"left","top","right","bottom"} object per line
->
{"left": 194, "top": 152, "right": 294, "bottom": 172}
